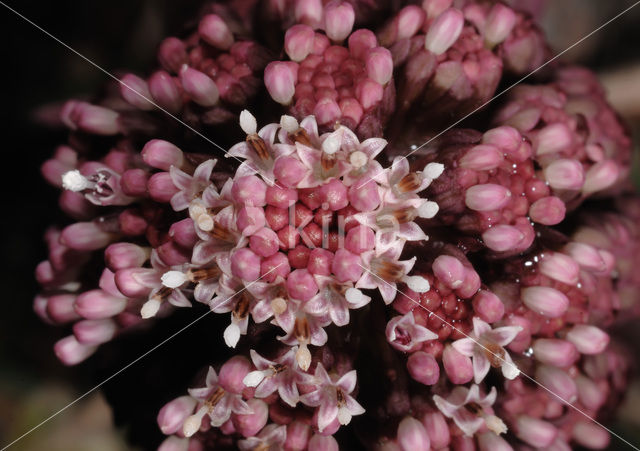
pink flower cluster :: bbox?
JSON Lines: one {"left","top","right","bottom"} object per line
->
{"left": 35, "top": 1, "right": 640, "bottom": 450}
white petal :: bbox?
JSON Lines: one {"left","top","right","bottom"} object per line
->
{"left": 224, "top": 322, "right": 241, "bottom": 348}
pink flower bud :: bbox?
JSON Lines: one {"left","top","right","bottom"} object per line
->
{"left": 407, "top": 352, "right": 440, "bottom": 385}
{"left": 535, "top": 365, "right": 577, "bottom": 403}
{"left": 459, "top": 144, "right": 504, "bottom": 170}
{"left": 421, "top": 412, "right": 450, "bottom": 449}
{"left": 169, "top": 219, "right": 198, "bottom": 249}
{"left": 528, "top": 196, "right": 566, "bottom": 225}
{"left": 219, "top": 356, "right": 252, "bottom": 393}
{"left": 142, "top": 139, "right": 185, "bottom": 171}
{"left": 534, "top": 123, "right": 573, "bottom": 156}
{"left": 465, "top": 183, "right": 511, "bottom": 212}
{"left": 482, "top": 225, "right": 525, "bottom": 252}
{"left": 148, "top": 172, "right": 180, "bottom": 203}
{"left": 60, "top": 221, "right": 115, "bottom": 251}
{"left": 286, "top": 420, "right": 312, "bottom": 450}
{"left": 308, "top": 434, "right": 339, "bottom": 451}
{"left": 398, "top": 417, "right": 430, "bottom": 451}
{"left": 583, "top": 160, "right": 620, "bottom": 194}
{"left": 532, "top": 339, "right": 579, "bottom": 368}
{"left": 120, "top": 73, "right": 154, "bottom": 110}
{"left": 484, "top": 4, "right": 517, "bottom": 47}
{"left": 157, "top": 396, "right": 197, "bottom": 435}
{"left": 348, "top": 178, "right": 381, "bottom": 211}
{"left": 237, "top": 206, "right": 267, "bottom": 236}
{"left": 54, "top": 335, "right": 98, "bottom": 365}
{"left": 366, "top": 47, "right": 393, "bottom": 85}
{"left": 516, "top": 416, "right": 558, "bottom": 448}
{"left": 287, "top": 269, "right": 319, "bottom": 301}
{"left": 295, "top": 0, "right": 323, "bottom": 27}
{"left": 158, "top": 436, "right": 189, "bottom": 451}
{"left": 572, "top": 421, "right": 610, "bottom": 449}
{"left": 442, "top": 344, "right": 473, "bottom": 384}
{"left": 544, "top": 159, "right": 585, "bottom": 191}
{"left": 565, "top": 242, "right": 612, "bottom": 274}
{"left": 331, "top": 249, "right": 363, "bottom": 283}
{"left": 67, "top": 102, "right": 120, "bottom": 135}
{"left": 538, "top": 252, "right": 580, "bottom": 285}
{"left": 355, "top": 78, "right": 383, "bottom": 110}
{"left": 198, "top": 14, "right": 234, "bottom": 50}
{"left": 478, "top": 432, "right": 513, "bottom": 451}
{"left": 179, "top": 65, "right": 219, "bottom": 107}
{"left": 285, "top": 24, "right": 316, "bottom": 62}
{"left": 521, "top": 286, "right": 569, "bottom": 318}
{"left": 232, "top": 175, "right": 267, "bottom": 207}
{"left": 425, "top": 8, "right": 464, "bottom": 55}
{"left": 105, "top": 243, "right": 148, "bottom": 271}
{"left": 73, "top": 319, "right": 117, "bottom": 345}
{"left": 348, "top": 29, "right": 377, "bottom": 60}
{"left": 274, "top": 156, "right": 308, "bottom": 187}
{"left": 260, "top": 252, "right": 291, "bottom": 282}
{"left": 75, "top": 289, "right": 127, "bottom": 319}
{"left": 345, "top": 225, "right": 375, "bottom": 254}
{"left": 46, "top": 294, "right": 81, "bottom": 324}
{"left": 250, "top": 227, "right": 280, "bottom": 257}
{"left": 576, "top": 374, "right": 606, "bottom": 411}
{"left": 231, "top": 248, "right": 261, "bottom": 281}
{"left": 157, "top": 37, "right": 188, "bottom": 73}
{"left": 233, "top": 399, "right": 269, "bottom": 438}
{"left": 314, "top": 97, "right": 341, "bottom": 125}
{"left": 324, "top": 1, "right": 355, "bottom": 42}
{"left": 121, "top": 169, "right": 150, "bottom": 197}
{"left": 265, "top": 61, "right": 298, "bottom": 105}
{"left": 308, "top": 248, "right": 334, "bottom": 276}
{"left": 566, "top": 325, "right": 609, "bottom": 355}
{"left": 472, "top": 290, "right": 505, "bottom": 323}
{"left": 432, "top": 255, "right": 465, "bottom": 289}
{"left": 115, "top": 268, "right": 152, "bottom": 298}
{"left": 266, "top": 185, "right": 298, "bottom": 209}
{"left": 148, "top": 71, "right": 182, "bottom": 112}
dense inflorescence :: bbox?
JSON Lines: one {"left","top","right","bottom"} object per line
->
{"left": 35, "top": 1, "right": 640, "bottom": 450}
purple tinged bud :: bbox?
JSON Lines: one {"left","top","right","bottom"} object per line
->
{"left": 59, "top": 191, "right": 95, "bottom": 220}
{"left": 538, "top": 252, "right": 580, "bottom": 285}
{"left": 478, "top": 432, "right": 513, "bottom": 451}
{"left": 397, "top": 417, "right": 430, "bottom": 451}
{"left": 274, "top": 156, "right": 307, "bottom": 187}
{"left": 583, "top": 160, "right": 620, "bottom": 194}
{"left": 442, "top": 344, "right": 473, "bottom": 384}
{"left": 266, "top": 185, "right": 298, "bottom": 209}
{"left": 148, "top": 71, "right": 182, "bottom": 112}
{"left": 465, "top": 184, "right": 511, "bottom": 211}
{"left": 179, "top": 65, "right": 219, "bottom": 107}
{"left": 366, "top": 47, "right": 393, "bottom": 85}
{"left": 516, "top": 416, "right": 558, "bottom": 448}
{"left": 318, "top": 178, "right": 349, "bottom": 211}
{"left": 157, "top": 37, "right": 188, "bottom": 73}
{"left": 198, "top": 14, "right": 234, "bottom": 50}
{"left": 432, "top": 255, "right": 465, "bottom": 289}
{"left": 331, "top": 249, "right": 363, "bottom": 283}
{"left": 421, "top": 412, "right": 450, "bottom": 449}
{"left": 73, "top": 319, "right": 117, "bottom": 345}
{"left": 534, "top": 123, "right": 573, "bottom": 156}
{"left": 308, "top": 248, "right": 334, "bottom": 275}
{"left": 121, "top": 169, "right": 150, "bottom": 198}
{"left": 157, "top": 396, "right": 197, "bottom": 435}
{"left": 54, "top": 335, "right": 97, "bottom": 366}
{"left": 535, "top": 365, "right": 578, "bottom": 403}
{"left": 46, "top": 294, "right": 81, "bottom": 324}
{"left": 61, "top": 222, "right": 115, "bottom": 251}
{"left": 576, "top": 374, "right": 606, "bottom": 411}
{"left": 395, "top": 6, "right": 426, "bottom": 41}
{"left": 231, "top": 248, "right": 261, "bottom": 281}
{"left": 233, "top": 399, "right": 269, "bottom": 438}
{"left": 120, "top": 74, "right": 154, "bottom": 110}
{"left": 565, "top": 242, "right": 612, "bottom": 274}
{"left": 544, "top": 159, "right": 585, "bottom": 191}
{"left": 345, "top": 225, "right": 375, "bottom": 254}
{"left": 261, "top": 252, "right": 291, "bottom": 282}
{"left": 237, "top": 206, "right": 267, "bottom": 236}
{"left": 285, "top": 24, "right": 316, "bottom": 62}
{"left": 250, "top": 228, "right": 280, "bottom": 257}
{"left": 533, "top": 339, "right": 579, "bottom": 367}
{"left": 115, "top": 268, "right": 152, "bottom": 298}
{"left": 572, "top": 422, "right": 610, "bottom": 449}
{"left": 528, "top": 196, "right": 566, "bottom": 225}
{"left": 265, "top": 61, "right": 298, "bottom": 105}
{"left": 425, "top": 8, "right": 464, "bottom": 55}
{"left": 148, "top": 172, "right": 180, "bottom": 203}
{"left": 142, "top": 140, "right": 185, "bottom": 171}
{"left": 75, "top": 289, "right": 127, "bottom": 319}
{"left": 324, "top": 1, "right": 355, "bottom": 42}
{"left": 286, "top": 421, "right": 311, "bottom": 450}
{"left": 67, "top": 102, "right": 120, "bottom": 135}
{"left": 459, "top": 144, "right": 504, "bottom": 170}
{"left": 295, "top": 0, "right": 323, "bottom": 28}
{"left": 348, "top": 29, "right": 377, "bottom": 60}
{"left": 33, "top": 295, "right": 51, "bottom": 324}
{"left": 308, "top": 434, "right": 339, "bottom": 451}
{"left": 232, "top": 175, "right": 267, "bottom": 207}
{"left": 521, "top": 286, "right": 569, "bottom": 318}
{"left": 105, "top": 243, "right": 149, "bottom": 271}
{"left": 482, "top": 125, "right": 522, "bottom": 153}
{"left": 287, "top": 268, "right": 318, "bottom": 301}
{"left": 407, "top": 352, "right": 440, "bottom": 385}
{"left": 219, "top": 356, "right": 252, "bottom": 393}
{"left": 472, "top": 290, "right": 505, "bottom": 323}
{"left": 482, "top": 225, "right": 524, "bottom": 252}
{"left": 314, "top": 98, "right": 341, "bottom": 126}
{"left": 484, "top": 4, "right": 517, "bottom": 47}
{"left": 566, "top": 325, "right": 609, "bottom": 355}
{"left": 169, "top": 219, "right": 198, "bottom": 249}
{"left": 348, "top": 178, "right": 380, "bottom": 211}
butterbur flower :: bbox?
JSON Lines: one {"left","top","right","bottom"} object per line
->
{"left": 451, "top": 317, "right": 521, "bottom": 383}
{"left": 299, "top": 363, "right": 365, "bottom": 432}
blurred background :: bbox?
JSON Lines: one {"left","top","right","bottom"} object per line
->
{"left": 1, "top": 0, "right": 639, "bottom": 450}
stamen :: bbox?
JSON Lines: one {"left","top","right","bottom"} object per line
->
{"left": 349, "top": 150, "right": 368, "bottom": 169}
{"left": 208, "top": 222, "right": 236, "bottom": 242}
{"left": 271, "top": 297, "right": 287, "bottom": 315}
{"left": 478, "top": 337, "right": 506, "bottom": 368}
{"left": 396, "top": 172, "right": 422, "bottom": 193}
{"left": 188, "top": 266, "right": 221, "bottom": 282}
{"left": 371, "top": 258, "right": 405, "bottom": 282}
{"left": 233, "top": 293, "right": 251, "bottom": 319}
{"left": 247, "top": 135, "right": 270, "bottom": 161}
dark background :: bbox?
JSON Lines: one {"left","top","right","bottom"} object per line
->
{"left": 1, "top": 1, "right": 640, "bottom": 450}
